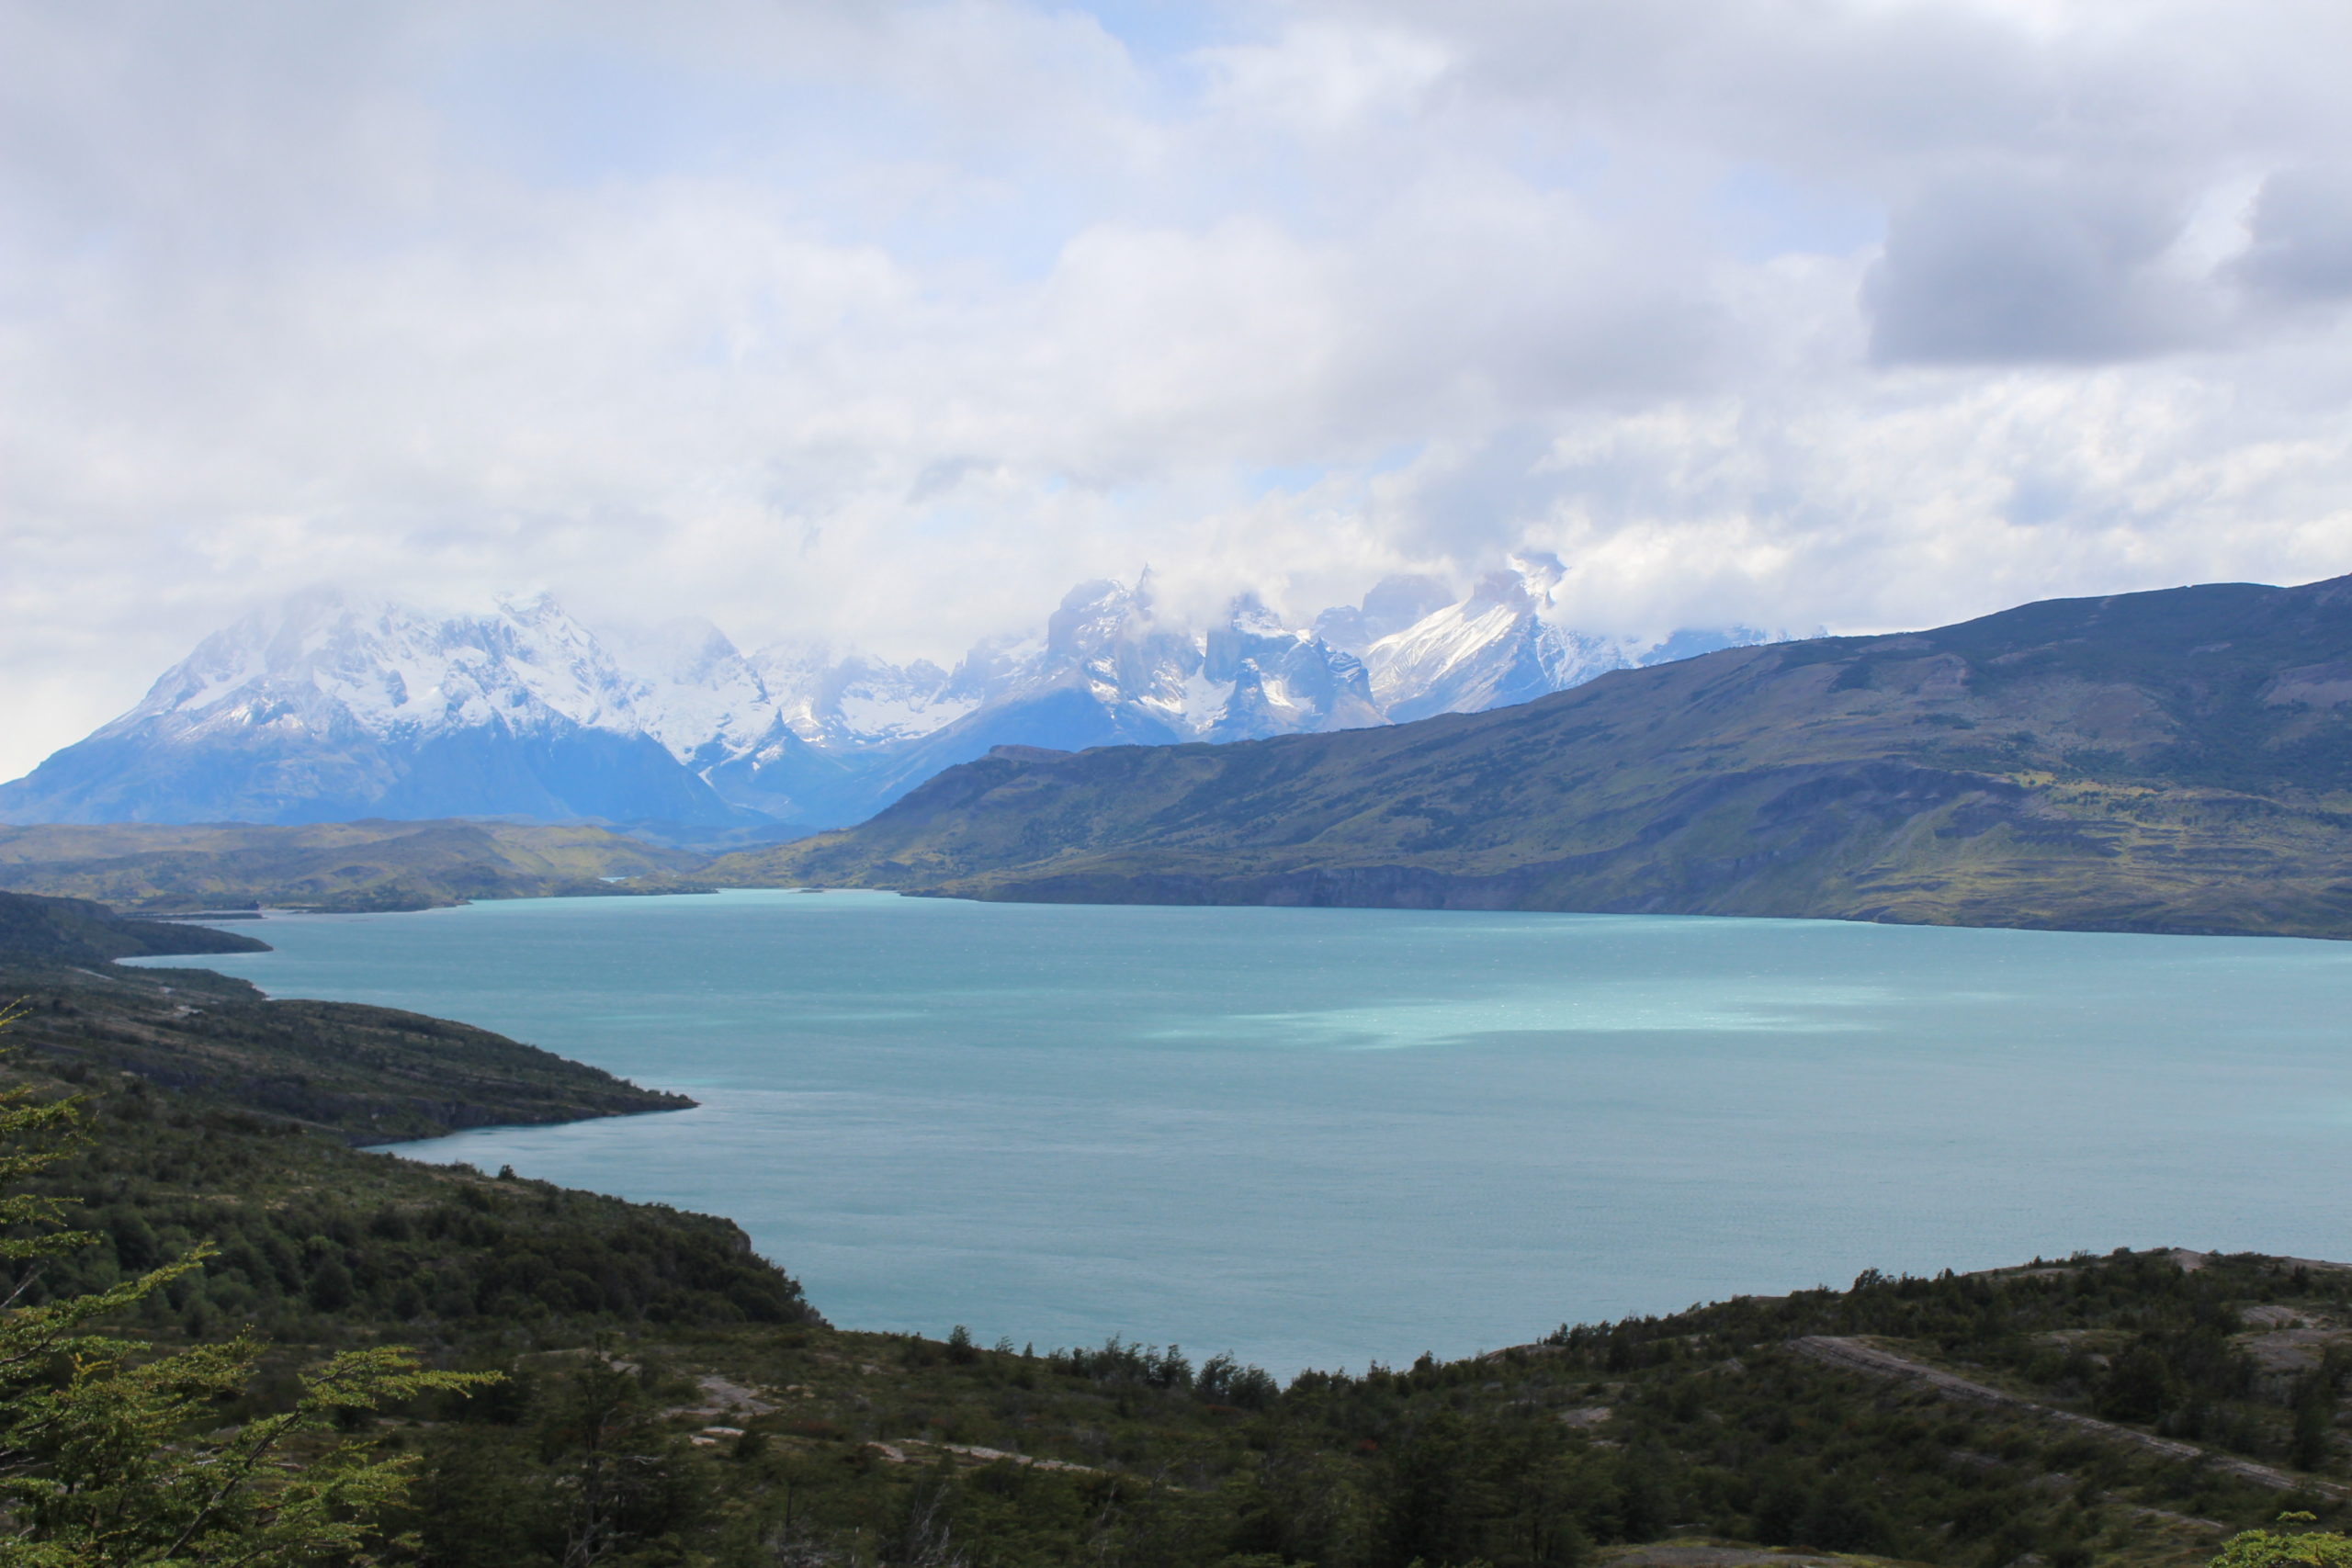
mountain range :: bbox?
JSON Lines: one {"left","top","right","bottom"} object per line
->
{"left": 0, "top": 558, "right": 1770, "bottom": 837}
{"left": 709, "top": 573, "right": 2352, "bottom": 941}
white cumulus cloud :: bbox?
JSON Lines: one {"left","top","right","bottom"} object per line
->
{"left": 5, "top": 0, "right": 2352, "bottom": 776}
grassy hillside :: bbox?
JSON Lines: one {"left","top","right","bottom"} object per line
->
{"left": 707, "top": 574, "right": 2352, "bottom": 939}
{"left": 0, "top": 889, "right": 692, "bottom": 1143}
{"left": 0, "top": 818, "right": 709, "bottom": 912}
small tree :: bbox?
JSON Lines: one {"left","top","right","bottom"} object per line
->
{"left": 2211, "top": 1513, "right": 2352, "bottom": 1568}
{"left": 0, "top": 1009, "right": 492, "bottom": 1563}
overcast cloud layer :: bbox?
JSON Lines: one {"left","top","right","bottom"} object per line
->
{"left": 6, "top": 0, "right": 2352, "bottom": 777}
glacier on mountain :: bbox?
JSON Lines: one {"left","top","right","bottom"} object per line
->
{"left": 0, "top": 565, "right": 1779, "bottom": 836}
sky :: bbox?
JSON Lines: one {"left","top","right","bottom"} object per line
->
{"left": 6, "top": 0, "right": 2352, "bottom": 777}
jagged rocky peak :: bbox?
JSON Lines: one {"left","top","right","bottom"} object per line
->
{"left": 1365, "top": 554, "right": 1581, "bottom": 723}
{"left": 1032, "top": 574, "right": 1200, "bottom": 715}
{"left": 1045, "top": 578, "right": 1148, "bottom": 660}
{"left": 1019, "top": 577, "right": 1380, "bottom": 742}
{"left": 942, "top": 631, "right": 1043, "bottom": 704}
{"left": 598, "top": 617, "right": 779, "bottom": 767}
{"left": 1204, "top": 592, "right": 1287, "bottom": 682}
{"left": 1363, "top": 553, "right": 1776, "bottom": 725}
{"left": 1312, "top": 574, "right": 1456, "bottom": 655}
{"left": 1476, "top": 551, "right": 1566, "bottom": 609}
{"left": 811, "top": 653, "right": 971, "bottom": 748}
{"left": 1199, "top": 592, "right": 1383, "bottom": 740}
{"left": 745, "top": 637, "right": 975, "bottom": 751}
{"left": 1221, "top": 591, "right": 1291, "bottom": 639}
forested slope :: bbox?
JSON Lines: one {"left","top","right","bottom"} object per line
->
{"left": 0, "top": 888, "right": 691, "bottom": 1142}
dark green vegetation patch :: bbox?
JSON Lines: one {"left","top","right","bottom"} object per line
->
{"left": 361, "top": 1247, "right": 2352, "bottom": 1568}
{"left": 0, "top": 887, "right": 268, "bottom": 962}
{"left": 0, "top": 888, "right": 691, "bottom": 1141}
{"left": 7, "top": 1081, "right": 810, "bottom": 1338}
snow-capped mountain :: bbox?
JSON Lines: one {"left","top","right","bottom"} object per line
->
{"left": 996, "top": 576, "right": 1381, "bottom": 745}
{"left": 1366, "top": 555, "right": 1773, "bottom": 723}
{"left": 0, "top": 590, "right": 737, "bottom": 827}
{"left": 1309, "top": 574, "right": 1454, "bottom": 657}
{"left": 591, "top": 619, "right": 865, "bottom": 828}
{"left": 0, "top": 568, "right": 1777, "bottom": 836}
{"left": 842, "top": 579, "right": 1384, "bottom": 804}
{"left": 600, "top": 617, "right": 777, "bottom": 770}
{"left": 749, "top": 643, "right": 978, "bottom": 751}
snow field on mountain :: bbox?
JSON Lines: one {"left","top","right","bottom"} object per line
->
{"left": 1, "top": 561, "right": 1776, "bottom": 830}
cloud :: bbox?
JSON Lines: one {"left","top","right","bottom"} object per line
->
{"left": 2235, "top": 164, "right": 2352, "bottom": 306}
{"left": 1864, "top": 162, "right": 2211, "bottom": 363}
{"left": 4, "top": 0, "right": 2352, "bottom": 775}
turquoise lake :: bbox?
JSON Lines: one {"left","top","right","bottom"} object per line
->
{"left": 160, "top": 890, "right": 2352, "bottom": 1374}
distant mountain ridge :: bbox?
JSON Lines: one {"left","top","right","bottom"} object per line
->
{"left": 0, "top": 564, "right": 1773, "bottom": 835}
{"left": 708, "top": 573, "right": 2352, "bottom": 941}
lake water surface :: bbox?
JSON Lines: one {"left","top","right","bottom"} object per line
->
{"left": 163, "top": 891, "right": 2352, "bottom": 1373}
